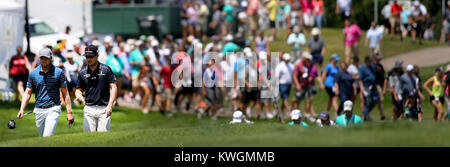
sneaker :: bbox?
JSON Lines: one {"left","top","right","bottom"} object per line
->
{"left": 266, "top": 112, "right": 274, "bottom": 119}
{"left": 167, "top": 112, "right": 174, "bottom": 117}
{"left": 380, "top": 116, "right": 386, "bottom": 120}
{"left": 142, "top": 108, "right": 149, "bottom": 114}
{"left": 246, "top": 108, "right": 252, "bottom": 118}
{"left": 211, "top": 115, "right": 218, "bottom": 120}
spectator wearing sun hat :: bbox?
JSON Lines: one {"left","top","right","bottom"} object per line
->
{"left": 230, "top": 110, "right": 254, "bottom": 124}
{"left": 336, "top": 100, "right": 363, "bottom": 126}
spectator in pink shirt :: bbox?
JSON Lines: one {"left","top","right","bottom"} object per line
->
{"left": 247, "top": 0, "right": 260, "bottom": 38}
{"left": 344, "top": 19, "right": 362, "bottom": 64}
{"left": 312, "top": 0, "right": 324, "bottom": 28}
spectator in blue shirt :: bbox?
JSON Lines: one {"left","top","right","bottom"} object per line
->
{"left": 359, "top": 56, "right": 378, "bottom": 121}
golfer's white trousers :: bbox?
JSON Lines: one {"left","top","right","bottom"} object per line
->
{"left": 83, "top": 105, "right": 110, "bottom": 132}
{"left": 34, "top": 105, "right": 61, "bottom": 137}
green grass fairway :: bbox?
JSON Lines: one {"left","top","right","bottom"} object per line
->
{"left": 0, "top": 28, "right": 446, "bottom": 147}
{"left": 0, "top": 64, "right": 449, "bottom": 147}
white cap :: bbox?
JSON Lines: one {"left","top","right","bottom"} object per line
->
{"left": 39, "top": 48, "right": 53, "bottom": 58}
{"left": 135, "top": 40, "right": 143, "bottom": 46}
{"left": 92, "top": 40, "right": 100, "bottom": 46}
{"left": 241, "top": 0, "right": 248, "bottom": 7}
{"left": 104, "top": 35, "right": 113, "bottom": 44}
{"left": 302, "top": 52, "right": 312, "bottom": 60}
{"left": 124, "top": 44, "right": 132, "bottom": 53}
{"left": 291, "top": 109, "right": 302, "bottom": 120}
{"left": 413, "top": 0, "right": 420, "bottom": 6}
{"left": 225, "top": 34, "right": 234, "bottom": 41}
{"left": 243, "top": 47, "right": 252, "bottom": 57}
{"left": 139, "top": 35, "right": 146, "bottom": 41}
{"left": 112, "top": 47, "right": 120, "bottom": 55}
{"left": 231, "top": 111, "right": 244, "bottom": 123}
{"left": 126, "top": 39, "right": 136, "bottom": 45}
{"left": 282, "top": 53, "right": 291, "bottom": 61}
{"left": 343, "top": 100, "right": 353, "bottom": 111}
{"left": 238, "top": 12, "right": 247, "bottom": 20}
{"left": 151, "top": 40, "right": 159, "bottom": 47}
{"left": 311, "top": 28, "right": 320, "bottom": 36}
{"left": 406, "top": 64, "right": 414, "bottom": 72}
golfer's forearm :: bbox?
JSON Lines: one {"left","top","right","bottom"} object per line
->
{"left": 75, "top": 89, "right": 83, "bottom": 99}
{"left": 108, "top": 84, "right": 117, "bottom": 108}
{"left": 20, "top": 93, "right": 31, "bottom": 112}
{"left": 63, "top": 91, "right": 72, "bottom": 113}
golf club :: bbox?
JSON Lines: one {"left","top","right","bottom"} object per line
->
{"left": 7, "top": 110, "right": 33, "bottom": 129}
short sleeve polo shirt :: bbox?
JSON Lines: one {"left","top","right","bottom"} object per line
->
{"left": 26, "top": 65, "right": 67, "bottom": 108}
{"left": 77, "top": 63, "right": 116, "bottom": 106}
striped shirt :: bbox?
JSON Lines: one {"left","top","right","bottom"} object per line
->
{"left": 26, "top": 65, "right": 67, "bottom": 108}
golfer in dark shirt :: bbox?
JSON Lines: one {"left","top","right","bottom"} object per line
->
{"left": 75, "top": 45, "right": 117, "bottom": 132}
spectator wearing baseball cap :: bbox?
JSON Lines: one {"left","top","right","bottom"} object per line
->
{"left": 17, "top": 48, "right": 74, "bottom": 137}
{"left": 315, "top": 111, "right": 336, "bottom": 127}
{"left": 399, "top": 64, "right": 422, "bottom": 119}
{"left": 292, "top": 52, "right": 319, "bottom": 121}
{"left": 423, "top": 66, "right": 445, "bottom": 122}
{"left": 288, "top": 109, "right": 308, "bottom": 127}
{"left": 75, "top": 45, "right": 117, "bottom": 132}
{"left": 307, "top": 27, "right": 326, "bottom": 68}
{"left": 275, "top": 53, "right": 295, "bottom": 117}
{"left": 386, "top": 59, "right": 405, "bottom": 119}
{"left": 319, "top": 53, "right": 340, "bottom": 116}
{"left": 336, "top": 100, "right": 363, "bottom": 126}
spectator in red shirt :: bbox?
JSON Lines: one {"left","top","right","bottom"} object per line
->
{"left": 9, "top": 46, "right": 31, "bottom": 101}
{"left": 292, "top": 53, "right": 319, "bottom": 121}
{"left": 160, "top": 55, "right": 175, "bottom": 117}
{"left": 390, "top": 0, "right": 403, "bottom": 39}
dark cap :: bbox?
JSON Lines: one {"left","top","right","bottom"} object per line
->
{"left": 84, "top": 45, "right": 99, "bottom": 57}
{"left": 353, "top": 56, "right": 359, "bottom": 61}
{"left": 436, "top": 66, "right": 444, "bottom": 73}
{"left": 364, "top": 56, "right": 371, "bottom": 62}
{"left": 318, "top": 111, "right": 330, "bottom": 121}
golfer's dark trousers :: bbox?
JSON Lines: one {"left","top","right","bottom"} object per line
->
{"left": 363, "top": 85, "right": 379, "bottom": 120}
{"left": 338, "top": 92, "right": 353, "bottom": 115}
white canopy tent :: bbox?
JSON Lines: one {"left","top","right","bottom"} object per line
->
{"left": 0, "top": 0, "right": 24, "bottom": 94}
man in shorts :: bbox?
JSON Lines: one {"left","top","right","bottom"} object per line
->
{"left": 292, "top": 52, "right": 318, "bottom": 121}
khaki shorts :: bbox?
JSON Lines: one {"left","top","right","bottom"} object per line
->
{"left": 249, "top": 14, "right": 259, "bottom": 31}
{"left": 376, "top": 85, "right": 384, "bottom": 101}
{"left": 345, "top": 44, "right": 359, "bottom": 62}
{"left": 164, "top": 88, "right": 173, "bottom": 100}
{"left": 132, "top": 75, "right": 139, "bottom": 87}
